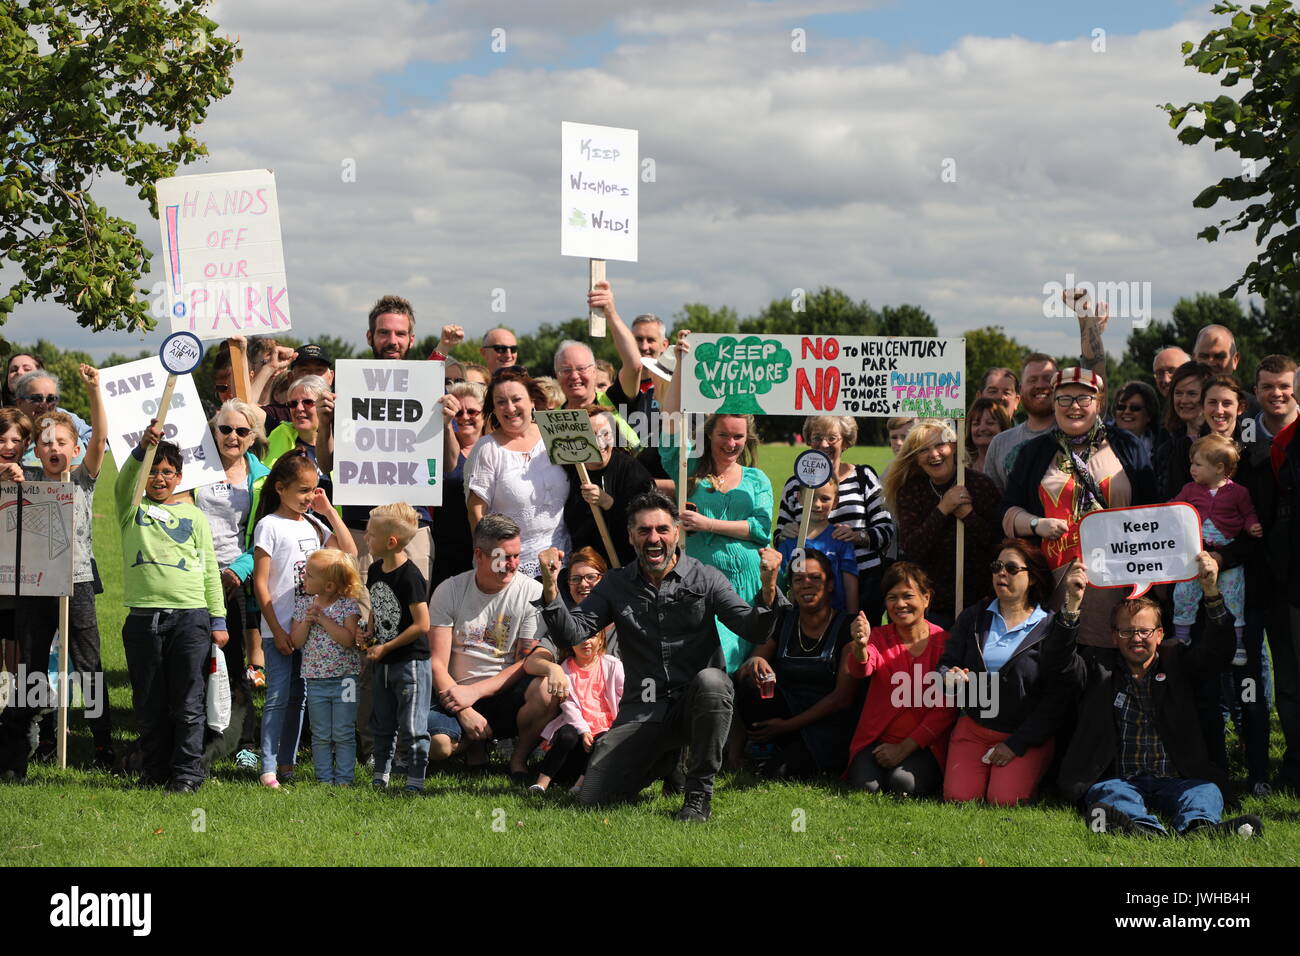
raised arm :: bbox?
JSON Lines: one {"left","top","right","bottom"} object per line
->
{"left": 78, "top": 364, "right": 107, "bottom": 479}
{"left": 587, "top": 281, "right": 643, "bottom": 400}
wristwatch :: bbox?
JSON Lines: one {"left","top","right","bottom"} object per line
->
{"left": 1029, "top": 517, "right": 1040, "bottom": 534}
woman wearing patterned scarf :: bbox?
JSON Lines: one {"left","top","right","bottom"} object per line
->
{"left": 999, "top": 368, "right": 1157, "bottom": 662}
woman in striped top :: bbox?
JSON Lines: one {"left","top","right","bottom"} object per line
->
{"left": 777, "top": 416, "right": 896, "bottom": 623}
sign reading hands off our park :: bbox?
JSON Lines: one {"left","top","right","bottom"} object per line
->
{"left": 1078, "top": 504, "right": 1204, "bottom": 598}
{"left": 682, "top": 334, "right": 965, "bottom": 417}
{"left": 560, "top": 122, "right": 638, "bottom": 263}
{"left": 332, "top": 360, "right": 444, "bottom": 507}
{"left": 154, "top": 169, "right": 292, "bottom": 337}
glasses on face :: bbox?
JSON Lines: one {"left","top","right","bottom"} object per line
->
{"left": 559, "top": 363, "right": 595, "bottom": 377}
{"left": 288, "top": 398, "right": 316, "bottom": 409}
{"left": 150, "top": 469, "right": 179, "bottom": 479}
{"left": 989, "top": 560, "right": 1027, "bottom": 575}
{"left": 1054, "top": 394, "right": 1096, "bottom": 409}
{"left": 571, "top": 572, "right": 602, "bottom": 585}
{"left": 216, "top": 424, "right": 253, "bottom": 437}
{"left": 488, "top": 344, "right": 518, "bottom": 354}
{"left": 23, "top": 394, "right": 58, "bottom": 405}
{"left": 808, "top": 434, "right": 841, "bottom": 447}
{"left": 1114, "top": 402, "right": 1146, "bottom": 413}
{"left": 1198, "top": 351, "right": 1230, "bottom": 363}
{"left": 455, "top": 408, "right": 481, "bottom": 419}
{"left": 1116, "top": 627, "right": 1159, "bottom": 640}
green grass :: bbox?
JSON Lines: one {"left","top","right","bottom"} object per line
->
{"left": 1, "top": 448, "right": 1296, "bottom": 867}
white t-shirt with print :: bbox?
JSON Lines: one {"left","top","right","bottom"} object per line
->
{"left": 428, "top": 570, "right": 542, "bottom": 684}
{"left": 252, "top": 512, "right": 328, "bottom": 633}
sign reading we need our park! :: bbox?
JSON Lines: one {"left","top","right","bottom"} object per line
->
{"left": 682, "top": 334, "right": 966, "bottom": 418}
{"left": 154, "top": 168, "right": 293, "bottom": 338}
{"left": 332, "top": 360, "right": 444, "bottom": 507}
{"left": 560, "top": 122, "right": 638, "bottom": 263}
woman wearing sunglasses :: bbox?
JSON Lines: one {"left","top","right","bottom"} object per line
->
{"left": 196, "top": 399, "right": 271, "bottom": 768}
{"left": 938, "top": 539, "right": 1078, "bottom": 805}
{"left": 262, "top": 374, "right": 332, "bottom": 496}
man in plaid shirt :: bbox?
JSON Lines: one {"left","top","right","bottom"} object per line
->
{"left": 1046, "top": 552, "right": 1263, "bottom": 837}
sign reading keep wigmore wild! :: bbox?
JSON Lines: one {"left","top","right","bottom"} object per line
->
{"left": 560, "top": 122, "right": 638, "bottom": 262}
{"left": 682, "top": 334, "right": 965, "bottom": 418}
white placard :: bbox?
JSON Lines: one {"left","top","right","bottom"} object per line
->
{"left": 332, "top": 360, "right": 444, "bottom": 506}
{"left": 155, "top": 168, "right": 292, "bottom": 338}
{"left": 102, "top": 357, "right": 223, "bottom": 493}
{"left": 1078, "top": 504, "right": 1204, "bottom": 598}
{"left": 0, "top": 481, "right": 74, "bottom": 597}
{"left": 561, "top": 122, "right": 639, "bottom": 262}
{"left": 682, "top": 334, "right": 966, "bottom": 418}
{"left": 535, "top": 409, "right": 602, "bottom": 465}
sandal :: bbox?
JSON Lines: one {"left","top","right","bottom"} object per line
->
{"left": 259, "top": 772, "right": 281, "bottom": 789}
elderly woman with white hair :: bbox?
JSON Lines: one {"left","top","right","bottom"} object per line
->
{"left": 882, "top": 419, "right": 1002, "bottom": 628}
{"left": 12, "top": 368, "right": 93, "bottom": 465}
{"left": 778, "top": 415, "right": 896, "bottom": 621}
{"left": 262, "top": 373, "right": 332, "bottom": 495}
{"left": 198, "top": 398, "right": 271, "bottom": 767}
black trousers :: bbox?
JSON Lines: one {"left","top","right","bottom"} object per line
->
{"left": 577, "top": 668, "right": 733, "bottom": 805}
{"left": 26, "top": 582, "right": 113, "bottom": 750}
{"left": 537, "top": 725, "right": 606, "bottom": 784}
{"left": 122, "top": 608, "right": 210, "bottom": 787}
{"left": 847, "top": 745, "right": 942, "bottom": 796}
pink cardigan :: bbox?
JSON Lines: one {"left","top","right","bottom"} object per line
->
{"left": 541, "top": 654, "right": 625, "bottom": 741}
{"left": 1173, "top": 479, "right": 1258, "bottom": 541}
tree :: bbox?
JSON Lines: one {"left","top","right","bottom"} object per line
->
{"left": 1162, "top": 0, "right": 1300, "bottom": 297}
{"left": 962, "top": 326, "right": 1029, "bottom": 398}
{"left": 0, "top": 2, "right": 241, "bottom": 349}
{"left": 1117, "top": 293, "right": 1262, "bottom": 387}
{"left": 669, "top": 303, "right": 739, "bottom": 337}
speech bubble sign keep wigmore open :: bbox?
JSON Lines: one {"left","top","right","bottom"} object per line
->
{"left": 1078, "top": 503, "right": 1204, "bottom": 598}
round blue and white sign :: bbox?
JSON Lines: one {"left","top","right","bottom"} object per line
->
{"left": 794, "top": 449, "right": 834, "bottom": 489}
{"left": 159, "top": 331, "right": 204, "bottom": 376}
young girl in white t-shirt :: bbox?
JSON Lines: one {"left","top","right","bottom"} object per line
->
{"left": 290, "top": 548, "right": 363, "bottom": 785}
{"left": 251, "top": 451, "right": 354, "bottom": 788}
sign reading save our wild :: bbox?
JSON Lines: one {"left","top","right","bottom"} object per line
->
{"left": 682, "top": 334, "right": 965, "bottom": 418}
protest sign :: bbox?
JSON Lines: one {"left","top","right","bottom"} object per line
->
{"left": 535, "top": 409, "right": 602, "bottom": 465}
{"left": 0, "top": 480, "right": 74, "bottom": 597}
{"left": 535, "top": 409, "right": 619, "bottom": 567}
{"left": 561, "top": 122, "right": 638, "bottom": 263}
{"left": 792, "top": 449, "right": 834, "bottom": 553}
{"left": 682, "top": 334, "right": 965, "bottom": 418}
{"left": 333, "top": 360, "right": 443, "bottom": 507}
{"left": 1078, "top": 503, "right": 1204, "bottom": 598}
{"left": 102, "top": 356, "right": 223, "bottom": 493}
{"left": 155, "top": 168, "right": 292, "bottom": 338}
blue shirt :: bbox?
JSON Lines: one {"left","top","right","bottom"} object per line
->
{"left": 777, "top": 526, "right": 859, "bottom": 612}
{"left": 981, "top": 599, "right": 1047, "bottom": 673}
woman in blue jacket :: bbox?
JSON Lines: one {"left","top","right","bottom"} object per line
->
{"left": 197, "top": 399, "right": 270, "bottom": 768}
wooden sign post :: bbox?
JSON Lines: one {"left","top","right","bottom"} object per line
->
{"left": 229, "top": 337, "right": 252, "bottom": 402}
{"left": 954, "top": 417, "right": 966, "bottom": 613}
{"left": 534, "top": 409, "right": 620, "bottom": 568}
{"left": 589, "top": 259, "right": 607, "bottom": 337}
{"left": 132, "top": 332, "right": 205, "bottom": 508}
{"left": 55, "top": 469, "right": 71, "bottom": 769}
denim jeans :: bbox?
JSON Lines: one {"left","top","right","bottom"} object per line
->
{"left": 260, "top": 643, "right": 305, "bottom": 775}
{"left": 305, "top": 676, "right": 359, "bottom": 785}
{"left": 370, "top": 658, "right": 431, "bottom": 786}
{"left": 1085, "top": 775, "right": 1224, "bottom": 834}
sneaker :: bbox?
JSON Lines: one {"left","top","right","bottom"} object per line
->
{"left": 165, "top": 779, "right": 199, "bottom": 794}
{"left": 1219, "top": 814, "right": 1264, "bottom": 838}
{"left": 259, "top": 772, "right": 281, "bottom": 789}
{"left": 527, "top": 783, "right": 547, "bottom": 796}
{"left": 1232, "top": 644, "right": 1248, "bottom": 667}
{"left": 372, "top": 778, "right": 388, "bottom": 791}
{"left": 403, "top": 784, "right": 423, "bottom": 796}
{"left": 234, "top": 749, "right": 259, "bottom": 771}
{"left": 92, "top": 746, "right": 116, "bottom": 770}
{"left": 674, "top": 790, "right": 712, "bottom": 822}
{"left": 1085, "top": 801, "right": 1164, "bottom": 837}
{"left": 662, "top": 764, "right": 686, "bottom": 797}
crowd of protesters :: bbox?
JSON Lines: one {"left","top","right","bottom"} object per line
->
{"left": 0, "top": 286, "right": 1292, "bottom": 837}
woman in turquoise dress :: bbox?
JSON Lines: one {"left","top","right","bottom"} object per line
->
{"left": 661, "top": 334, "right": 773, "bottom": 673}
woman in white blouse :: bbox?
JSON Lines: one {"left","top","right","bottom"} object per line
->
{"left": 464, "top": 368, "right": 571, "bottom": 578}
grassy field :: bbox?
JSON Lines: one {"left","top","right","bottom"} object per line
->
{"left": 1, "top": 445, "right": 1296, "bottom": 867}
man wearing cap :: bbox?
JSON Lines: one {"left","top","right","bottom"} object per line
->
{"left": 1000, "top": 367, "right": 1157, "bottom": 658}
{"left": 1044, "top": 552, "right": 1262, "bottom": 837}
{"left": 260, "top": 343, "right": 334, "bottom": 429}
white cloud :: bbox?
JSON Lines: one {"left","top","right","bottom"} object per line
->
{"left": 5, "top": 5, "right": 1259, "bottom": 372}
